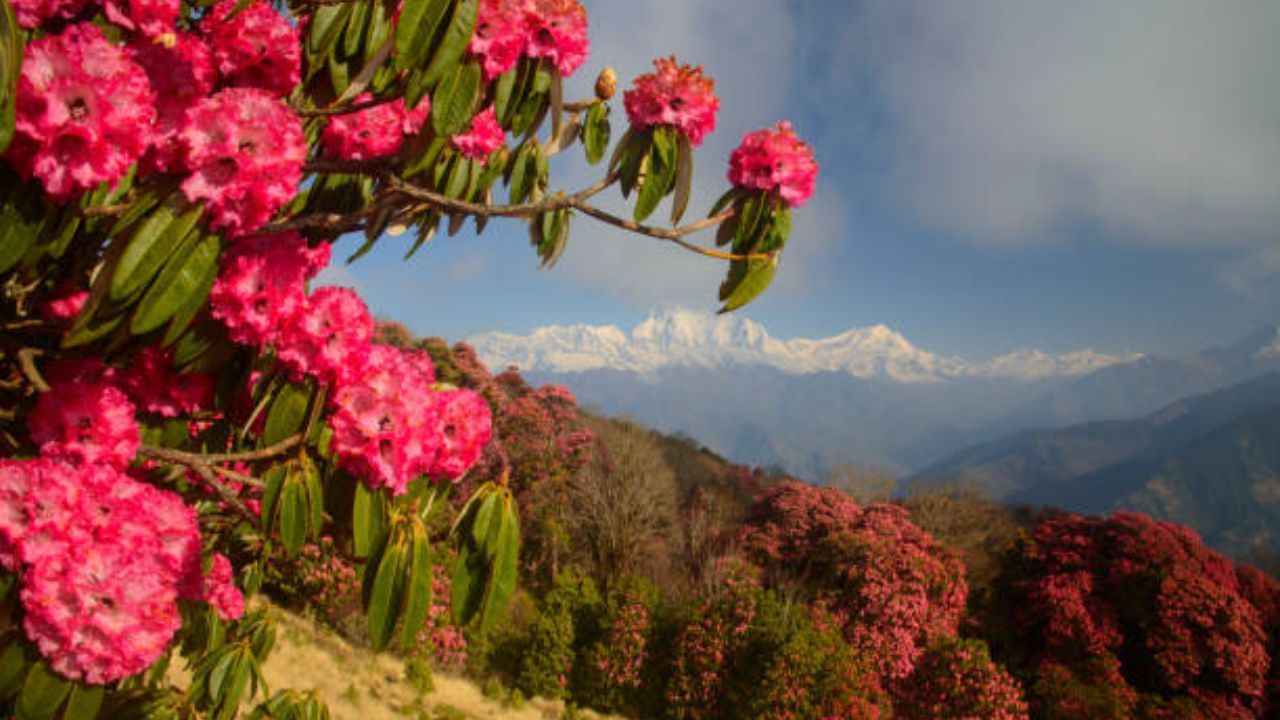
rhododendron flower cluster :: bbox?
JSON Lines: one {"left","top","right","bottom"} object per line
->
{"left": 469, "top": 0, "right": 589, "bottom": 79}
{"left": 203, "top": 0, "right": 301, "bottom": 97}
{"left": 741, "top": 480, "right": 968, "bottom": 680}
{"left": 623, "top": 57, "right": 719, "bottom": 147}
{"left": 28, "top": 381, "right": 140, "bottom": 468}
{"left": 117, "top": 346, "right": 215, "bottom": 418}
{"left": 999, "top": 512, "right": 1272, "bottom": 718}
{"left": 322, "top": 94, "right": 429, "bottom": 160}
{"left": 211, "top": 237, "right": 492, "bottom": 492}
{"left": 102, "top": 0, "right": 179, "bottom": 38}
{"left": 11, "top": 24, "right": 155, "bottom": 201}
{"left": 133, "top": 33, "right": 216, "bottom": 174}
{"left": 728, "top": 121, "right": 819, "bottom": 207}
{"left": 450, "top": 106, "right": 506, "bottom": 161}
{"left": 179, "top": 88, "right": 306, "bottom": 235}
{"left": 896, "top": 637, "right": 1029, "bottom": 720}
{"left": 0, "top": 459, "right": 239, "bottom": 684}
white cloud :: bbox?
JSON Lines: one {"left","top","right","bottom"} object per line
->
{"left": 827, "top": 2, "right": 1280, "bottom": 251}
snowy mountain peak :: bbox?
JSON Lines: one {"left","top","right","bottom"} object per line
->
{"left": 469, "top": 308, "right": 1142, "bottom": 382}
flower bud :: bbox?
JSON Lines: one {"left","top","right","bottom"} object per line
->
{"left": 595, "top": 66, "right": 617, "bottom": 100}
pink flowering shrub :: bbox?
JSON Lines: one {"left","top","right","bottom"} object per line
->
{"left": 896, "top": 636, "right": 1029, "bottom": 720}
{"left": 992, "top": 512, "right": 1273, "bottom": 719}
{"left": 624, "top": 57, "right": 720, "bottom": 147}
{"left": 741, "top": 480, "right": 968, "bottom": 680}
{"left": 11, "top": 24, "right": 154, "bottom": 201}
{"left": 28, "top": 380, "right": 140, "bottom": 468}
{"left": 469, "top": 0, "right": 589, "bottom": 79}
{"left": 728, "top": 121, "right": 819, "bottom": 208}
{"left": 133, "top": 33, "right": 216, "bottom": 174}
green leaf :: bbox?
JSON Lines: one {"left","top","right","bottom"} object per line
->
{"left": 17, "top": 662, "right": 70, "bottom": 720}
{"left": 492, "top": 65, "right": 518, "bottom": 123}
{"left": 130, "top": 230, "right": 221, "bottom": 335}
{"left": 0, "top": 634, "right": 31, "bottom": 700}
{"left": 61, "top": 684, "right": 104, "bottom": 720}
{"left": 607, "top": 125, "right": 637, "bottom": 175}
{"left": 260, "top": 466, "right": 287, "bottom": 538}
{"left": 365, "top": 540, "right": 406, "bottom": 651}
{"left": 761, "top": 206, "right": 791, "bottom": 252}
{"left": 478, "top": 499, "right": 519, "bottom": 630}
{"left": 708, "top": 188, "right": 740, "bottom": 218}
{"left": 450, "top": 542, "right": 482, "bottom": 626}
{"left": 263, "top": 381, "right": 313, "bottom": 446}
{"left": 109, "top": 197, "right": 201, "bottom": 303}
{"left": 352, "top": 482, "right": 389, "bottom": 559}
{"left": 342, "top": 0, "right": 370, "bottom": 60}
{"left": 393, "top": 0, "right": 452, "bottom": 72}
{"left": 671, "top": 133, "right": 694, "bottom": 225}
{"left": 468, "top": 492, "right": 499, "bottom": 553}
{"left": 430, "top": 58, "right": 481, "bottom": 136}
{"left": 0, "top": 190, "right": 47, "bottom": 276}
{"left": 634, "top": 135, "right": 676, "bottom": 222}
{"left": 0, "top": 0, "right": 21, "bottom": 154}
{"left": 582, "top": 102, "right": 610, "bottom": 165}
{"left": 279, "top": 474, "right": 308, "bottom": 558}
{"left": 733, "top": 193, "right": 770, "bottom": 252}
{"left": 304, "top": 462, "right": 325, "bottom": 538}
{"left": 507, "top": 143, "right": 534, "bottom": 204}
{"left": 718, "top": 258, "right": 777, "bottom": 313}
{"left": 420, "top": 0, "right": 478, "bottom": 89}
{"left": 398, "top": 523, "right": 434, "bottom": 650}
{"left": 305, "top": 3, "right": 352, "bottom": 79}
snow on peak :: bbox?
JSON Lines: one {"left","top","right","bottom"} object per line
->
{"left": 468, "top": 308, "right": 1140, "bottom": 382}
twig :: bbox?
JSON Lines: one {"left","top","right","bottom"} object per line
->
{"left": 213, "top": 465, "right": 266, "bottom": 489}
{"left": 294, "top": 92, "right": 403, "bottom": 118}
{"left": 139, "top": 434, "right": 303, "bottom": 465}
{"left": 190, "top": 465, "right": 258, "bottom": 523}
{"left": 17, "top": 348, "right": 50, "bottom": 392}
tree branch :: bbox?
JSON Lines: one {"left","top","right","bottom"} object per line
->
{"left": 17, "top": 348, "right": 50, "bottom": 392}
{"left": 139, "top": 434, "right": 303, "bottom": 465}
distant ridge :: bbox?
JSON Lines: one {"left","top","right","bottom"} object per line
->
{"left": 470, "top": 308, "right": 1140, "bottom": 383}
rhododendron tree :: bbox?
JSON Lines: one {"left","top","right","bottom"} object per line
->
{"left": 0, "top": 0, "right": 818, "bottom": 712}
{"left": 988, "top": 512, "right": 1273, "bottom": 719}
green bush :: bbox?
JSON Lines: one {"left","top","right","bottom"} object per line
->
{"left": 516, "top": 568, "right": 602, "bottom": 699}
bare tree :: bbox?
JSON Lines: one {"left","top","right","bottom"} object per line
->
{"left": 568, "top": 418, "right": 677, "bottom": 586}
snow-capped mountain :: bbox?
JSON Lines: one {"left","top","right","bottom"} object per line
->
{"left": 469, "top": 308, "right": 1141, "bottom": 383}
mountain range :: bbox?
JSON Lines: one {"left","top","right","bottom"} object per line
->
{"left": 470, "top": 310, "right": 1280, "bottom": 485}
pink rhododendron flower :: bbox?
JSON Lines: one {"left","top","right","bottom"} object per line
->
{"left": 117, "top": 347, "right": 214, "bottom": 418}
{"left": 276, "top": 286, "right": 374, "bottom": 387}
{"left": 41, "top": 286, "right": 88, "bottom": 322}
{"left": 523, "top": 0, "right": 588, "bottom": 77}
{"left": 328, "top": 345, "right": 441, "bottom": 494}
{"left": 103, "top": 0, "right": 179, "bottom": 37}
{"left": 322, "top": 93, "right": 429, "bottom": 160}
{"left": 209, "top": 232, "right": 328, "bottom": 346}
{"left": 426, "top": 389, "right": 493, "bottom": 480}
{"left": 623, "top": 57, "right": 719, "bottom": 147}
{"left": 200, "top": 553, "right": 245, "bottom": 621}
{"left": 0, "top": 460, "right": 204, "bottom": 684}
{"left": 10, "top": 24, "right": 155, "bottom": 201}
{"left": 450, "top": 106, "right": 505, "bottom": 161}
{"left": 204, "top": 0, "right": 301, "bottom": 97}
{"left": 469, "top": 0, "right": 525, "bottom": 79}
{"left": 133, "top": 33, "right": 216, "bottom": 174}
{"left": 28, "top": 381, "right": 140, "bottom": 468}
{"left": 9, "top": 0, "right": 90, "bottom": 28}
{"left": 728, "top": 121, "right": 819, "bottom": 207}
{"left": 180, "top": 87, "right": 306, "bottom": 235}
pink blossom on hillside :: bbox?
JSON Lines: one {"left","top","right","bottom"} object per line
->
{"left": 10, "top": 25, "right": 155, "bottom": 200}
{"left": 624, "top": 57, "right": 719, "bottom": 147}
{"left": 896, "top": 637, "right": 1029, "bottom": 720}
{"left": 322, "top": 94, "right": 429, "bottom": 160}
{"left": 204, "top": 0, "right": 300, "bottom": 97}
{"left": 728, "top": 121, "right": 819, "bottom": 207}
{"left": 425, "top": 389, "right": 493, "bottom": 481}
{"left": 179, "top": 88, "right": 305, "bottom": 234}
{"left": 28, "top": 381, "right": 139, "bottom": 468}
{"left": 450, "top": 106, "right": 505, "bottom": 161}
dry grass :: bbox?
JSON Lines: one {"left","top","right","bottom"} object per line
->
{"left": 174, "top": 601, "right": 621, "bottom": 720}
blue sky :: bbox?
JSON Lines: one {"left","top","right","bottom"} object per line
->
{"left": 319, "top": 0, "right": 1280, "bottom": 359}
